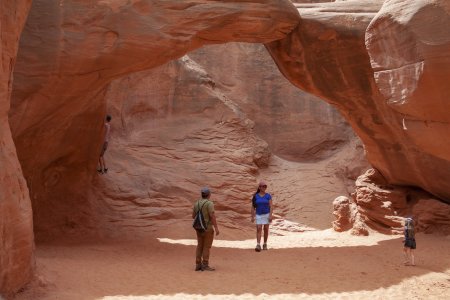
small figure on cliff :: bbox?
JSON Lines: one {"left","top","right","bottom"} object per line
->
{"left": 97, "top": 114, "right": 112, "bottom": 174}
{"left": 251, "top": 181, "right": 273, "bottom": 252}
{"left": 192, "top": 187, "right": 220, "bottom": 271}
{"left": 403, "top": 217, "right": 416, "bottom": 266}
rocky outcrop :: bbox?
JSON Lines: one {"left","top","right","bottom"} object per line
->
{"left": 90, "top": 55, "right": 271, "bottom": 236}
{"left": 267, "top": 0, "right": 450, "bottom": 203}
{"left": 366, "top": 0, "right": 450, "bottom": 201}
{"left": 4, "top": 0, "right": 299, "bottom": 294}
{"left": 268, "top": 0, "right": 450, "bottom": 233}
{"left": 332, "top": 196, "right": 368, "bottom": 236}
{"left": 3, "top": 0, "right": 450, "bottom": 293}
{"left": 0, "top": 0, "right": 34, "bottom": 296}
{"left": 188, "top": 43, "right": 354, "bottom": 162}
{"left": 89, "top": 42, "right": 358, "bottom": 237}
{"left": 9, "top": 0, "right": 300, "bottom": 239}
{"left": 333, "top": 169, "right": 450, "bottom": 236}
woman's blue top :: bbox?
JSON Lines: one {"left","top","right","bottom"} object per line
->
{"left": 255, "top": 193, "right": 272, "bottom": 215}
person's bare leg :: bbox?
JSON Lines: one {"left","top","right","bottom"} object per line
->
{"left": 98, "top": 157, "right": 103, "bottom": 173}
{"left": 255, "top": 225, "right": 262, "bottom": 251}
{"left": 405, "top": 248, "right": 413, "bottom": 265}
{"left": 98, "top": 155, "right": 107, "bottom": 173}
{"left": 101, "top": 156, "right": 107, "bottom": 172}
{"left": 403, "top": 247, "right": 410, "bottom": 265}
{"left": 263, "top": 224, "right": 269, "bottom": 249}
{"left": 410, "top": 250, "right": 415, "bottom": 266}
{"left": 256, "top": 225, "right": 262, "bottom": 244}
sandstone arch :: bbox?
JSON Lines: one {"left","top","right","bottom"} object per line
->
{"left": 2, "top": 0, "right": 450, "bottom": 296}
{"left": 2, "top": 0, "right": 300, "bottom": 295}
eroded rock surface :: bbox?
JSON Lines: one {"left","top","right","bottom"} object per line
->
{"left": 89, "top": 42, "right": 359, "bottom": 238}
{"left": 188, "top": 43, "right": 353, "bottom": 162}
{"left": 333, "top": 169, "right": 450, "bottom": 235}
{"left": 366, "top": 0, "right": 450, "bottom": 200}
{"left": 0, "top": 0, "right": 34, "bottom": 296}
{"left": 3, "top": 0, "right": 450, "bottom": 294}
{"left": 9, "top": 0, "right": 300, "bottom": 239}
{"left": 268, "top": 0, "right": 450, "bottom": 202}
{"left": 268, "top": 0, "right": 450, "bottom": 233}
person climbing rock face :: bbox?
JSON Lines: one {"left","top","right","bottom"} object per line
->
{"left": 98, "top": 114, "right": 111, "bottom": 174}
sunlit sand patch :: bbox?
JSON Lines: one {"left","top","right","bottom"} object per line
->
{"left": 99, "top": 271, "right": 450, "bottom": 300}
{"left": 270, "top": 218, "right": 316, "bottom": 234}
{"left": 100, "top": 294, "right": 343, "bottom": 300}
{"left": 158, "top": 228, "right": 399, "bottom": 249}
{"left": 99, "top": 293, "right": 385, "bottom": 300}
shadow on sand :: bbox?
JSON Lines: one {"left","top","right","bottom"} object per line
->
{"left": 14, "top": 232, "right": 450, "bottom": 299}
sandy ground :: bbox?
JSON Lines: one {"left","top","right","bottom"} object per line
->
{"left": 12, "top": 231, "right": 450, "bottom": 300}
{"left": 11, "top": 155, "right": 450, "bottom": 299}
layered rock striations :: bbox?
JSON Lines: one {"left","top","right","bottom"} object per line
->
{"left": 366, "top": 0, "right": 450, "bottom": 202}
{"left": 0, "top": 0, "right": 34, "bottom": 296}
{"left": 3, "top": 0, "right": 450, "bottom": 294}
{"left": 9, "top": 0, "right": 300, "bottom": 238}
{"left": 187, "top": 43, "right": 353, "bottom": 162}
{"left": 4, "top": 0, "right": 299, "bottom": 294}
{"left": 333, "top": 169, "right": 450, "bottom": 236}
{"left": 267, "top": 0, "right": 450, "bottom": 231}
{"left": 89, "top": 43, "right": 358, "bottom": 237}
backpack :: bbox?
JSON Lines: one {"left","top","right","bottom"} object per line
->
{"left": 405, "top": 218, "right": 415, "bottom": 239}
{"left": 405, "top": 225, "right": 415, "bottom": 239}
{"left": 193, "top": 200, "right": 208, "bottom": 232}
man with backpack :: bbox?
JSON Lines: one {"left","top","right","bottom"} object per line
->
{"left": 192, "top": 187, "right": 219, "bottom": 271}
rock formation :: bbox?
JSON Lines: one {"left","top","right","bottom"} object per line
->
{"left": 267, "top": 0, "right": 450, "bottom": 203}
{"left": 3, "top": 0, "right": 300, "bottom": 295}
{"left": 89, "top": 42, "right": 359, "bottom": 238}
{"left": 9, "top": 0, "right": 300, "bottom": 239}
{"left": 267, "top": 0, "right": 450, "bottom": 232}
{"left": 187, "top": 43, "right": 354, "bottom": 162}
{"left": 0, "top": 0, "right": 34, "bottom": 296}
{"left": 366, "top": 0, "right": 450, "bottom": 200}
{"left": 2, "top": 0, "right": 450, "bottom": 295}
{"left": 333, "top": 169, "right": 450, "bottom": 236}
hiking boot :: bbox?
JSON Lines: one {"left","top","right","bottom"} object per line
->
{"left": 255, "top": 244, "right": 261, "bottom": 252}
{"left": 97, "top": 168, "right": 103, "bottom": 174}
{"left": 202, "top": 265, "right": 215, "bottom": 271}
{"left": 104, "top": 168, "right": 108, "bottom": 173}
{"left": 263, "top": 244, "right": 268, "bottom": 250}
{"left": 195, "top": 264, "right": 203, "bottom": 271}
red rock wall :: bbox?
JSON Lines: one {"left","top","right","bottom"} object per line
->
{"left": 0, "top": 0, "right": 34, "bottom": 296}
{"left": 333, "top": 168, "right": 450, "bottom": 236}
{"left": 3, "top": 0, "right": 450, "bottom": 293}
{"left": 366, "top": 0, "right": 450, "bottom": 201}
{"left": 88, "top": 43, "right": 358, "bottom": 238}
{"left": 267, "top": 0, "right": 450, "bottom": 203}
{"left": 9, "top": 0, "right": 300, "bottom": 239}
{"left": 188, "top": 43, "right": 353, "bottom": 162}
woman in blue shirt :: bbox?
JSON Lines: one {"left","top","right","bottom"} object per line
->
{"left": 251, "top": 181, "right": 273, "bottom": 252}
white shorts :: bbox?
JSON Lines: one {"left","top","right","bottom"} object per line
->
{"left": 256, "top": 213, "right": 270, "bottom": 225}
